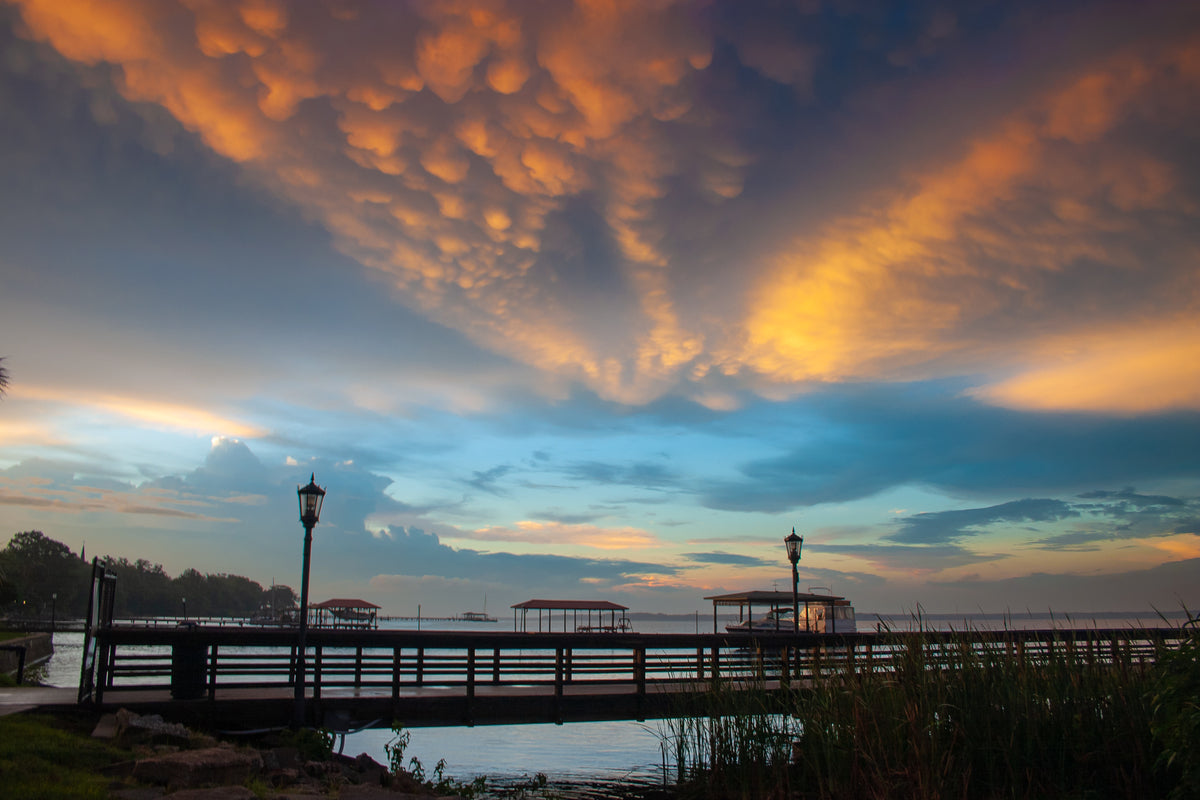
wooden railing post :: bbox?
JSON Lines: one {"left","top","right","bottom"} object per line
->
{"left": 554, "top": 648, "right": 564, "bottom": 723}
{"left": 354, "top": 646, "right": 364, "bottom": 688}
{"left": 208, "top": 644, "right": 218, "bottom": 702}
{"left": 710, "top": 645, "right": 720, "bottom": 688}
{"left": 416, "top": 647, "right": 424, "bottom": 686}
{"left": 392, "top": 647, "right": 401, "bottom": 699}
{"left": 696, "top": 646, "right": 704, "bottom": 681}
{"left": 493, "top": 647, "right": 501, "bottom": 684}
{"left": 313, "top": 646, "right": 323, "bottom": 701}
{"left": 466, "top": 648, "right": 476, "bottom": 721}
{"left": 635, "top": 646, "right": 646, "bottom": 721}
{"left": 566, "top": 647, "right": 573, "bottom": 682}
{"left": 781, "top": 645, "right": 790, "bottom": 687}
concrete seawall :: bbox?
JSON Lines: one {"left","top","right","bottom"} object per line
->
{"left": 1, "top": 632, "right": 54, "bottom": 680}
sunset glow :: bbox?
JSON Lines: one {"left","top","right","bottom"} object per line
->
{"left": 1, "top": 0, "right": 1198, "bottom": 615}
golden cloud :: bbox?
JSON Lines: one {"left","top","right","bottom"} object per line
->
{"left": 9, "top": 0, "right": 1199, "bottom": 410}
{"left": 732, "top": 36, "right": 1200, "bottom": 405}
{"left": 460, "top": 520, "right": 661, "bottom": 550}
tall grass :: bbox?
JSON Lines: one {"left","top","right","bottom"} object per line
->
{"left": 657, "top": 627, "right": 1189, "bottom": 799}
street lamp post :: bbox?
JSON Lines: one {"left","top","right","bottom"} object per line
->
{"left": 182, "top": 597, "right": 187, "bottom": 622}
{"left": 294, "top": 474, "right": 326, "bottom": 727}
{"left": 784, "top": 528, "right": 803, "bottom": 633}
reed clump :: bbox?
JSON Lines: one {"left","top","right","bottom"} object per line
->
{"left": 658, "top": 625, "right": 1196, "bottom": 799}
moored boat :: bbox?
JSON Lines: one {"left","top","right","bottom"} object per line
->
{"left": 707, "top": 589, "right": 857, "bottom": 634}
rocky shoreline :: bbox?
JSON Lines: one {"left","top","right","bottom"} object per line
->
{"left": 93, "top": 709, "right": 475, "bottom": 799}
{"left": 90, "top": 709, "right": 676, "bottom": 800}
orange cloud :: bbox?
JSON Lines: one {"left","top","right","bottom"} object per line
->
{"left": 971, "top": 317, "right": 1200, "bottom": 414}
{"left": 10, "top": 1, "right": 1198, "bottom": 410}
{"left": 733, "top": 37, "right": 1200, "bottom": 399}
{"left": 15, "top": 384, "right": 265, "bottom": 438}
{"left": 459, "top": 520, "right": 661, "bottom": 550}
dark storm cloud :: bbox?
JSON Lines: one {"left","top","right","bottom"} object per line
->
{"left": 463, "top": 464, "right": 515, "bottom": 496}
{"left": 700, "top": 387, "right": 1200, "bottom": 512}
{"left": 926, "top": 557, "right": 1200, "bottom": 613}
{"left": 682, "top": 552, "right": 775, "bottom": 567}
{"left": 1076, "top": 488, "right": 1187, "bottom": 510}
{"left": 346, "top": 525, "right": 677, "bottom": 590}
{"left": 562, "top": 460, "right": 683, "bottom": 490}
{"left": 889, "top": 498, "right": 1079, "bottom": 545}
{"left": 819, "top": 542, "right": 1009, "bottom": 571}
{"left": 525, "top": 509, "right": 605, "bottom": 525}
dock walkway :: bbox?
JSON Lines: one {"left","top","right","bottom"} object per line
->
{"left": 69, "top": 625, "right": 1183, "bottom": 731}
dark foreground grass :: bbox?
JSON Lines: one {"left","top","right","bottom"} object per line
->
{"left": 0, "top": 712, "right": 135, "bottom": 799}
{"left": 658, "top": 626, "right": 1199, "bottom": 800}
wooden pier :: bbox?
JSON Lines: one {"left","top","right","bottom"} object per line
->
{"left": 79, "top": 624, "right": 1184, "bottom": 731}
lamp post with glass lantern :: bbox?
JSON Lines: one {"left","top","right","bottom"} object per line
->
{"left": 293, "top": 474, "right": 325, "bottom": 726}
{"left": 784, "top": 528, "right": 803, "bottom": 633}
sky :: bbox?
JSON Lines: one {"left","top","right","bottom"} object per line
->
{"left": 1, "top": 0, "right": 1199, "bottom": 618}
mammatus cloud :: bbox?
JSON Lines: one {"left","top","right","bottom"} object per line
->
{"left": 9, "top": 1, "right": 1200, "bottom": 410}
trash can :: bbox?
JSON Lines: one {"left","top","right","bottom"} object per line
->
{"left": 170, "top": 623, "right": 206, "bottom": 699}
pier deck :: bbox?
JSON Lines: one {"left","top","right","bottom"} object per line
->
{"left": 72, "top": 625, "right": 1184, "bottom": 731}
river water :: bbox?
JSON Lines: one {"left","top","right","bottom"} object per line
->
{"left": 38, "top": 608, "right": 1192, "bottom": 787}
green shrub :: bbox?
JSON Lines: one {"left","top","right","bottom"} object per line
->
{"left": 278, "top": 726, "right": 334, "bottom": 761}
{"left": 1150, "top": 619, "right": 1200, "bottom": 799}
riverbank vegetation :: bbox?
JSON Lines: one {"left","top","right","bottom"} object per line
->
{"left": 0, "top": 530, "right": 296, "bottom": 620}
{"left": 0, "top": 712, "right": 135, "bottom": 799}
{"left": 658, "top": 622, "right": 1199, "bottom": 799}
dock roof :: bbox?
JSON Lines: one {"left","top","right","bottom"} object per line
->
{"left": 511, "top": 599, "right": 628, "bottom": 611}
{"left": 704, "top": 590, "right": 845, "bottom": 606}
{"left": 312, "top": 598, "right": 381, "bottom": 609}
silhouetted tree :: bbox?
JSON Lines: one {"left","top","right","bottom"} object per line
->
{"left": 1, "top": 530, "right": 89, "bottom": 615}
{"left": 3, "top": 531, "right": 276, "bottom": 619}
{"left": 0, "top": 356, "right": 8, "bottom": 397}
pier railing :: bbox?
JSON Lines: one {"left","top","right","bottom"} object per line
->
{"left": 87, "top": 625, "right": 1185, "bottom": 706}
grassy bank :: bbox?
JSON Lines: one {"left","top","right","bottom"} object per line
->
{"left": 658, "top": 625, "right": 1200, "bottom": 799}
{"left": 0, "top": 712, "right": 136, "bottom": 799}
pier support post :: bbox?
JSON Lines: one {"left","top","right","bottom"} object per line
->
{"left": 634, "top": 647, "right": 646, "bottom": 721}
{"left": 554, "top": 648, "right": 564, "bottom": 724}
{"left": 466, "top": 648, "right": 476, "bottom": 724}
{"left": 392, "top": 647, "right": 401, "bottom": 699}
{"left": 208, "top": 645, "right": 218, "bottom": 701}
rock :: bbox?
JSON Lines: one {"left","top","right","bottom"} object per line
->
{"left": 131, "top": 712, "right": 193, "bottom": 740}
{"left": 92, "top": 712, "right": 120, "bottom": 739}
{"left": 110, "top": 788, "right": 166, "bottom": 800}
{"left": 132, "top": 746, "right": 263, "bottom": 790}
{"left": 263, "top": 746, "right": 302, "bottom": 771}
{"left": 161, "top": 787, "right": 257, "bottom": 799}
{"left": 348, "top": 752, "right": 389, "bottom": 786}
{"left": 338, "top": 786, "right": 416, "bottom": 798}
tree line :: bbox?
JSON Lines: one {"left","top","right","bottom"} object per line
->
{"left": 0, "top": 530, "right": 297, "bottom": 620}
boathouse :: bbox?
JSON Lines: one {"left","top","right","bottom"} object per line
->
{"left": 310, "top": 598, "right": 380, "bottom": 630}
{"left": 511, "top": 599, "right": 632, "bottom": 633}
{"left": 704, "top": 589, "right": 850, "bottom": 633}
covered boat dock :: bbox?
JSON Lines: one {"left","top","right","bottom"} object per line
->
{"left": 310, "top": 598, "right": 380, "bottom": 630}
{"left": 704, "top": 589, "right": 849, "bottom": 633}
{"left": 511, "top": 599, "right": 632, "bottom": 633}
